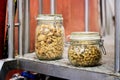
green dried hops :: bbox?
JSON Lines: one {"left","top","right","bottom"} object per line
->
{"left": 68, "top": 44, "right": 101, "bottom": 67}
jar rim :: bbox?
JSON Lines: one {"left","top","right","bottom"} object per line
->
{"left": 36, "top": 14, "right": 63, "bottom": 21}
{"left": 70, "top": 32, "right": 101, "bottom": 40}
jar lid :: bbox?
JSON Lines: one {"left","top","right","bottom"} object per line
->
{"left": 36, "top": 14, "right": 63, "bottom": 21}
{"left": 70, "top": 32, "right": 101, "bottom": 40}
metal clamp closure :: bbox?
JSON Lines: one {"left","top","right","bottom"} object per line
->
{"left": 99, "top": 39, "right": 106, "bottom": 55}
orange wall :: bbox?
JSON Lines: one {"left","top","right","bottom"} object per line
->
{"left": 15, "top": 0, "right": 100, "bottom": 52}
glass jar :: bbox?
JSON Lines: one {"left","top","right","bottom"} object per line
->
{"left": 35, "top": 14, "right": 65, "bottom": 60}
{"left": 68, "top": 32, "right": 106, "bottom": 67}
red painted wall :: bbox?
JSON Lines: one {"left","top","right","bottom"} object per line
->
{"left": 0, "top": 0, "right": 7, "bottom": 59}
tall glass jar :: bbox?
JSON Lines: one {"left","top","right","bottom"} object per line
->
{"left": 68, "top": 32, "right": 106, "bottom": 67}
{"left": 35, "top": 14, "right": 64, "bottom": 60}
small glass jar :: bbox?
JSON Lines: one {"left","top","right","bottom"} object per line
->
{"left": 35, "top": 14, "right": 65, "bottom": 60}
{"left": 68, "top": 32, "right": 106, "bottom": 67}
